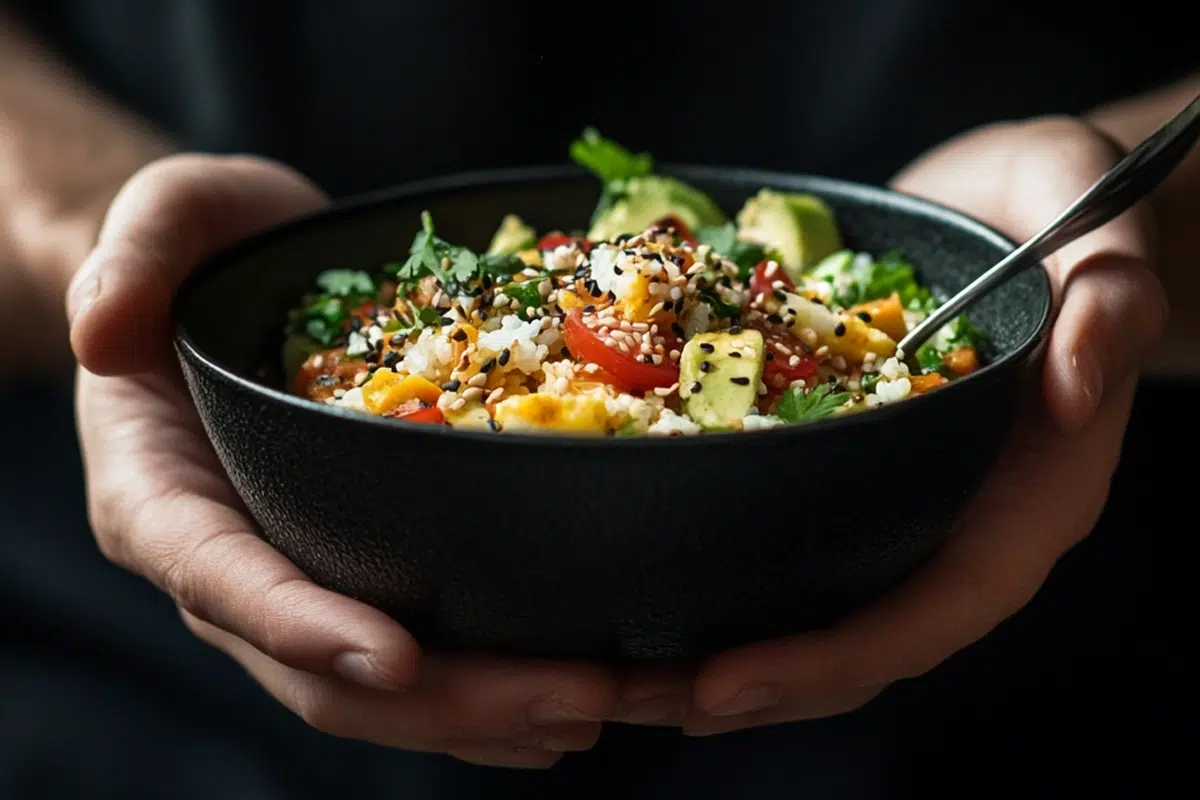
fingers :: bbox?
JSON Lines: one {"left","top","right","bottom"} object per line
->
{"left": 682, "top": 685, "right": 885, "bottom": 737}
{"left": 184, "top": 612, "right": 615, "bottom": 768}
{"left": 610, "top": 661, "right": 696, "bottom": 726}
{"left": 687, "top": 376, "right": 1138, "bottom": 730}
{"left": 66, "top": 153, "right": 328, "bottom": 375}
{"left": 77, "top": 371, "right": 420, "bottom": 691}
{"left": 891, "top": 115, "right": 1166, "bottom": 430}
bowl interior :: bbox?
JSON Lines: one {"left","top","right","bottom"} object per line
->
{"left": 175, "top": 165, "right": 1051, "bottom": 407}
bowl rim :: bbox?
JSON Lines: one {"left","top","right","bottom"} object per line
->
{"left": 172, "top": 163, "right": 1053, "bottom": 449}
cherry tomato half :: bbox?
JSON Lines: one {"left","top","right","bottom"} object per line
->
{"left": 562, "top": 312, "right": 680, "bottom": 394}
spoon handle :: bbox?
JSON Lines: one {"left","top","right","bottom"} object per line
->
{"left": 897, "top": 92, "right": 1200, "bottom": 358}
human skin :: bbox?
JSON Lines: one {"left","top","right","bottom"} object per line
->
{"left": 5, "top": 12, "right": 1196, "bottom": 769}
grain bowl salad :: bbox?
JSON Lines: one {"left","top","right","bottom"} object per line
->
{"left": 284, "top": 131, "right": 985, "bottom": 436}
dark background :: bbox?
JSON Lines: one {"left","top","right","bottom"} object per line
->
{"left": 1, "top": 1, "right": 1196, "bottom": 797}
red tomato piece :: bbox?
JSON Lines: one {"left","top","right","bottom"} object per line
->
{"left": 762, "top": 331, "right": 818, "bottom": 385}
{"left": 651, "top": 215, "right": 696, "bottom": 245}
{"left": 748, "top": 259, "right": 794, "bottom": 301}
{"left": 537, "top": 232, "right": 593, "bottom": 254}
{"left": 562, "top": 312, "right": 679, "bottom": 394}
{"left": 384, "top": 399, "right": 445, "bottom": 425}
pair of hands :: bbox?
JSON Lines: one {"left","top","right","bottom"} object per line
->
{"left": 62, "top": 116, "right": 1165, "bottom": 769}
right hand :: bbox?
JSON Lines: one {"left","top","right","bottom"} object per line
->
{"left": 68, "top": 154, "right": 619, "bottom": 768}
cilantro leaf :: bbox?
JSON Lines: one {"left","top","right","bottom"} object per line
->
{"left": 502, "top": 280, "right": 544, "bottom": 313}
{"left": 695, "top": 222, "right": 768, "bottom": 280}
{"left": 478, "top": 252, "right": 528, "bottom": 278}
{"left": 316, "top": 269, "right": 375, "bottom": 297}
{"left": 811, "top": 250, "right": 935, "bottom": 312}
{"left": 288, "top": 295, "right": 350, "bottom": 346}
{"left": 946, "top": 314, "right": 984, "bottom": 349}
{"left": 776, "top": 383, "right": 851, "bottom": 424}
{"left": 569, "top": 127, "right": 654, "bottom": 184}
{"left": 698, "top": 288, "right": 743, "bottom": 319}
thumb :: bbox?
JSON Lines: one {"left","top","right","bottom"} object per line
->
{"left": 892, "top": 116, "right": 1167, "bottom": 430}
{"left": 66, "top": 154, "right": 329, "bottom": 376}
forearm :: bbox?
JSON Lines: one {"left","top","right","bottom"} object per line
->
{"left": 0, "top": 14, "right": 172, "bottom": 374}
{"left": 1086, "top": 73, "right": 1200, "bottom": 377}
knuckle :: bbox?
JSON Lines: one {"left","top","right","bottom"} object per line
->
{"left": 288, "top": 679, "right": 352, "bottom": 738}
{"left": 252, "top": 577, "right": 313, "bottom": 658}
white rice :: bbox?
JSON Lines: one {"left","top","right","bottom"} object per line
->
{"left": 648, "top": 408, "right": 703, "bottom": 436}
{"left": 476, "top": 315, "right": 550, "bottom": 374}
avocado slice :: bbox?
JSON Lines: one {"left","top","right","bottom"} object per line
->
{"left": 679, "top": 329, "right": 766, "bottom": 430}
{"left": 587, "top": 175, "right": 726, "bottom": 241}
{"left": 487, "top": 214, "right": 537, "bottom": 256}
{"left": 735, "top": 189, "right": 842, "bottom": 282}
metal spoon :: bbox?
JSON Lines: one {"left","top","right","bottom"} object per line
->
{"left": 897, "top": 92, "right": 1200, "bottom": 361}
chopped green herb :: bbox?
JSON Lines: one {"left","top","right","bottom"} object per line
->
{"left": 699, "top": 288, "right": 743, "bottom": 319}
{"left": 809, "top": 249, "right": 935, "bottom": 312}
{"left": 316, "top": 269, "right": 374, "bottom": 297}
{"left": 569, "top": 127, "right": 654, "bottom": 185}
{"left": 478, "top": 252, "right": 528, "bottom": 278}
{"left": 776, "top": 383, "right": 851, "bottom": 423}
{"left": 503, "top": 281, "right": 544, "bottom": 312}
{"left": 695, "top": 222, "right": 769, "bottom": 280}
{"left": 916, "top": 345, "right": 946, "bottom": 375}
{"left": 860, "top": 373, "right": 881, "bottom": 393}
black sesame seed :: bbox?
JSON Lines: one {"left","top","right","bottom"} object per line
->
{"left": 608, "top": 290, "right": 617, "bottom": 302}
{"left": 700, "top": 342, "right": 715, "bottom": 353}
{"left": 857, "top": 311, "right": 872, "bottom": 323}
{"left": 669, "top": 255, "right": 685, "bottom": 266}
{"left": 613, "top": 265, "right": 623, "bottom": 275}
{"left": 479, "top": 311, "right": 489, "bottom": 321}
{"left": 389, "top": 334, "right": 407, "bottom": 347}
{"left": 560, "top": 346, "right": 571, "bottom": 357}
{"left": 382, "top": 351, "right": 401, "bottom": 368}
{"left": 772, "top": 289, "right": 789, "bottom": 302}
{"left": 488, "top": 418, "right": 502, "bottom": 432}
{"left": 481, "top": 275, "right": 493, "bottom": 290}
{"left": 767, "top": 313, "right": 784, "bottom": 325}
{"left": 642, "top": 354, "right": 654, "bottom": 364}
{"left": 498, "top": 348, "right": 511, "bottom": 367}
{"left": 364, "top": 351, "right": 380, "bottom": 364}
{"left": 811, "top": 297, "right": 824, "bottom": 305}
{"left": 349, "top": 317, "right": 363, "bottom": 331}
{"left": 699, "top": 361, "right": 712, "bottom": 372}
{"left": 690, "top": 381, "right": 703, "bottom": 393}
{"left": 439, "top": 316, "right": 455, "bottom": 325}
{"left": 729, "top": 325, "right": 743, "bottom": 334}
{"left": 730, "top": 376, "right": 751, "bottom": 385}
{"left": 616, "top": 233, "right": 633, "bottom": 243}
{"left": 672, "top": 322, "right": 686, "bottom": 338}
{"left": 442, "top": 379, "right": 461, "bottom": 392}
{"left": 645, "top": 252, "right": 663, "bottom": 263}
{"left": 834, "top": 322, "right": 847, "bottom": 337}
{"left": 729, "top": 351, "right": 743, "bottom": 358}
{"left": 553, "top": 304, "right": 565, "bottom": 314}
{"left": 584, "top": 304, "right": 596, "bottom": 313}
{"left": 451, "top": 329, "right": 468, "bottom": 341}
{"left": 624, "top": 249, "right": 637, "bottom": 257}
{"left": 673, "top": 297, "right": 685, "bottom": 314}
{"left": 480, "top": 357, "right": 497, "bottom": 374}
{"left": 766, "top": 352, "right": 776, "bottom": 361}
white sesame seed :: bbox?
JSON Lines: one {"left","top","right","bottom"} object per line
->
{"left": 553, "top": 376, "right": 569, "bottom": 393}
{"left": 799, "top": 328, "right": 818, "bottom": 347}
{"left": 831, "top": 356, "right": 847, "bottom": 371}
{"left": 617, "top": 340, "right": 631, "bottom": 353}
{"left": 492, "top": 293, "right": 509, "bottom": 308}
{"left": 525, "top": 307, "right": 537, "bottom": 318}
{"left": 668, "top": 349, "right": 681, "bottom": 362}
{"left": 815, "top": 345, "right": 831, "bottom": 360}
{"left": 686, "top": 262, "right": 705, "bottom": 276}
{"left": 669, "top": 286, "right": 683, "bottom": 301}
{"left": 538, "top": 279, "right": 552, "bottom": 297}
{"left": 649, "top": 301, "right": 665, "bottom": 316}
{"left": 486, "top": 387, "right": 505, "bottom": 404}
{"left": 631, "top": 322, "right": 650, "bottom": 332}
{"left": 758, "top": 381, "right": 768, "bottom": 395}
{"left": 467, "top": 372, "right": 488, "bottom": 388}
{"left": 449, "top": 398, "right": 467, "bottom": 411}
{"left": 461, "top": 387, "right": 484, "bottom": 403}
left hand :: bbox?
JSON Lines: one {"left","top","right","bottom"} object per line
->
{"left": 613, "top": 115, "right": 1168, "bottom": 733}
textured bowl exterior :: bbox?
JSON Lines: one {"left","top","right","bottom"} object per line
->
{"left": 173, "top": 166, "right": 1051, "bottom": 662}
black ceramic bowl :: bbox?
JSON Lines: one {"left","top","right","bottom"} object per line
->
{"left": 172, "top": 165, "right": 1051, "bottom": 662}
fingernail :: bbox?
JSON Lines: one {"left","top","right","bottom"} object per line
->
{"left": 1073, "top": 347, "right": 1104, "bottom": 410}
{"left": 66, "top": 271, "right": 100, "bottom": 327}
{"left": 527, "top": 696, "right": 600, "bottom": 726}
{"left": 709, "top": 684, "right": 782, "bottom": 717}
{"left": 331, "top": 651, "right": 404, "bottom": 692}
{"left": 612, "top": 694, "right": 689, "bottom": 725}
